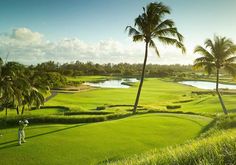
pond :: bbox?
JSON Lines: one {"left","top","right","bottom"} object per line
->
{"left": 84, "top": 78, "right": 139, "bottom": 88}
{"left": 179, "top": 81, "right": 236, "bottom": 90}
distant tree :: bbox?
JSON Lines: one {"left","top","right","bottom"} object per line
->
{"left": 193, "top": 36, "right": 236, "bottom": 114}
{"left": 126, "top": 2, "right": 185, "bottom": 114}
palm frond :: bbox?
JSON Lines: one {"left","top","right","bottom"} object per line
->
{"left": 125, "top": 26, "right": 140, "bottom": 37}
{"left": 205, "top": 38, "right": 215, "bottom": 54}
{"left": 224, "top": 45, "right": 236, "bottom": 58}
{"left": 193, "top": 62, "right": 215, "bottom": 75}
{"left": 133, "top": 34, "right": 144, "bottom": 42}
{"left": 225, "top": 56, "right": 236, "bottom": 64}
{"left": 194, "top": 46, "right": 214, "bottom": 59}
{"left": 151, "top": 2, "right": 171, "bottom": 16}
{"left": 194, "top": 57, "right": 211, "bottom": 63}
{"left": 224, "top": 64, "right": 236, "bottom": 76}
{"left": 149, "top": 40, "right": 160, "bottom": 57}
{"left": 158, "top": 36, "right": 186, "bottom": 53}
{"left": 155, "top": 19, "right": 174, "bottom": 30}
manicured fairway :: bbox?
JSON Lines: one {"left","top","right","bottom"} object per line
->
{"left": 46, "top": 78, "right": 197, "bottom": 110}
{"left": 46, "top": 78, "right": 236, "bottom": 113}
{"left": 0, "top": 114, "right": 212, "bottom": 165}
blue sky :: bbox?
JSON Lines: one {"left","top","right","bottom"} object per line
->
{"left": 0, "top": 0, "right": 236, "bottom": 64}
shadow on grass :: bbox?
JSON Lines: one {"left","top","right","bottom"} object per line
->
{"left": 159, "top": 114, "right": 205, "bottom": 127}
{"left": 228, "top": 109, "right": 236, "bottom": 113}
{"left": 0, "top": 123, "right": 88, "bottom": 150}
{"left": 132, "top": 113, "right": 206, "bottom": 127}
{"left": 199, "top": 119, "right": 216, "bottom": 135}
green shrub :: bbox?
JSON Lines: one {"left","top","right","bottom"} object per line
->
{"left": 31, "top": 106, "right": 70, "bottom": 111}
{"left": 166, "top": 105, "right": 181, "bottom": 109}
{"left": 0, "top": 112, "right": 132, "bottom": 127}
{"left": 96, "top": 106, "right": 106, "bottom": 110}
{"left": 64, "top": 111, "right": 111, "bottom": 116}
{"left": 173, "top": 99, "right": 193, "bottom": 103}
{"left": 121, "top": 82, "right": 133, "bottom": 86}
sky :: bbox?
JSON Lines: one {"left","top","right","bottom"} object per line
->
{"left": 0, "top": 0, "right": 236, "bottom": 65}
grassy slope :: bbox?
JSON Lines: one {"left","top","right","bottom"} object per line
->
{"left": 46, "top": 78, "right": 236, "bottom": 113}
{"left": 0, "top": 114, "right": 211, "bottom": 165}
{"left": 110, "top": 129, "right": 236, "bottom": 165}
{"left": 110, "top": 114, "right": 236, "bottom": 165}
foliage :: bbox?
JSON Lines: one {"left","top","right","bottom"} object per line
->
{"left": 193, "top": 36, "right": 236, "bottom": 114}
{"left": 126, "top": 2, "right": 185, "bottom": 113}
{"left": 0, "top": 58, "right": 53, "bottom": 115}
{"left": 166, "top": 105, "right": 181, "bottom": 109}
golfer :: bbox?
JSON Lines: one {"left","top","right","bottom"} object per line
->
{"left": 18, "top": 119, "right": 29, "bottom": 145}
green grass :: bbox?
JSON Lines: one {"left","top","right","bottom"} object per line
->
{"left": 0, "top": 77, "right": 235, "bottom": 164}
{"left": 0, "top": 113, "right": 211, "bottom": 165}
{"left": 67, "top": 75, "right": 113, "bottom": 83}
{"left": 108, "top": 114, "right": 236, "bottom": 165}
{"left": 109, "top": 129, "right": 236, "bottom": 165}
{"left": 45, "top": 78, "right": 236, "bottom": 114}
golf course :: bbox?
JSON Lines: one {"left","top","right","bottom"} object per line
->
{"left": 1, "top": 0, "right": 236, "bottom": 164}
{"left": 1, "top": 77, "right": 236, "bottom": 164}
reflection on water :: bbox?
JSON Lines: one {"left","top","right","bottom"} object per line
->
{"left": 84, "top": 78, "right": 139, "bottom": 88}
{"left": 179, "top": 81, "right": 236, "bottom": 90}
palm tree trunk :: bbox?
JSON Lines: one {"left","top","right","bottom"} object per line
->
{"left": 133, "top": 41, "right": 148, "bottom": 114}
{"left": 16, "top": 106, "right": 19, "bottom": 115}
{"left": 216, "top": 69, "right": 228, "bottom": 115}
{"left": 21, "top": 105, "right": 25, "bottom": 115}
{"left": 5, "top": 106, "right": 7, "bottom": 116}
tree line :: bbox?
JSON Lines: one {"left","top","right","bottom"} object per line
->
{"left": 34, "top": 61, "right": 193, "bottom": 77}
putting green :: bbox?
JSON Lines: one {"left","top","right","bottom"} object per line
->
{"left": 0, "top": 113, "right": 212, "bottom": 165}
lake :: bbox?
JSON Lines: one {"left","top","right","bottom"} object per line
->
{"left": 179, "top": 81, "right": 236, "bottom": 90}
{"left": 84, "top": 78, "right": 139, "bottom": 88}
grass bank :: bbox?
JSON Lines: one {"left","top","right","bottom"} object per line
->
{"left": 107, "top": 114, "right": 236, "bottom": 165}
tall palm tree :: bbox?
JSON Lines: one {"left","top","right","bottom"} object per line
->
{"left": 193, "top": 36, "right": 236, "bottom": 114}
{"left": 126, "top": 2, "right": 185, "bottom": 114}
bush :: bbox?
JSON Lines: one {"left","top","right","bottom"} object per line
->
{"left": 64, "top": 111, "right": 111, "bottom": 116}
{"left": 0, "top": 112, "right": 132, "bottom": 127}
{"left": 121, "top": 82, "right": 133, "bottom": 86}
{"left": 31, "top": 106, "right": 70, "bottom": 111}
{"left": 166, "top": 105, "right": 181, "bottom": 109}
{"left": 96, "top": 106, "right": 106, "bottom": 110}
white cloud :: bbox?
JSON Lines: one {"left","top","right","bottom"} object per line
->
{"left": 0, "top": 27, "right": 196, "bottom": 65}
{"left": 11, "top": 28, "right": 43, "bottom": 43}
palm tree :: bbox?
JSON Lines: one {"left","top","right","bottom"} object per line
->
{"left": 126, "top": 2, "right": 185, "bottom": 114}
{"left": 29, "top": 87, "right": 45, "bottom": 109}
{"left": 193, "top": 36, "right": 236, "bottom": 114}
{"left": 6, "top": 62, "right": 29, "bottom": 115}
{"left": 0, "top": 59, "right": 15, "bottom": 116}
